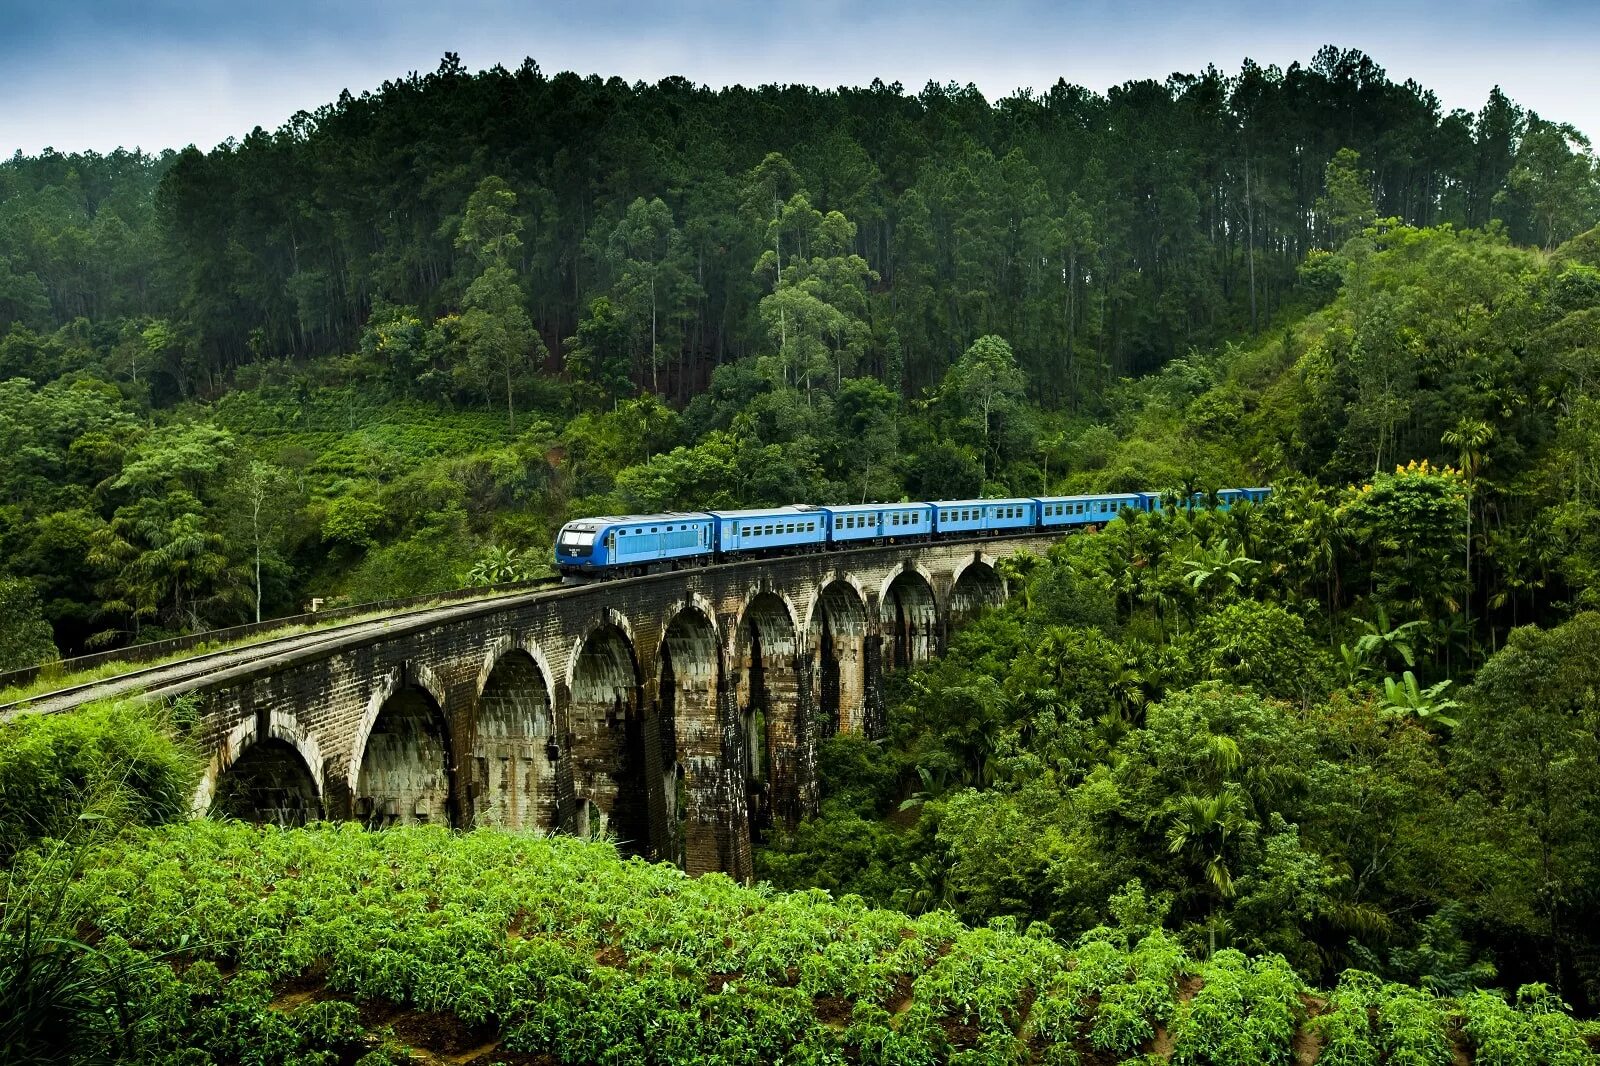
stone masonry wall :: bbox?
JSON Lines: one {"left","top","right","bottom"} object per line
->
{"left": 188, "top": 539, "right": 1040, "bottom": 879}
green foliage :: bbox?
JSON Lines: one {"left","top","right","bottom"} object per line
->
{"left": 0, "top": 575, "right": 58, "bottom": 670}
{"left": 1177, "top": 600, "right": 1331, "bottom": 701}
{"left": 19, "top": 821, "right": 1548, "bottom": 1066}
{"left": 1461, "top": 985, "right": 1594, "bottom": 1066}
{"left": 1171, "top": 951, "right": 1306, "bottom": 1065}
{"left": 0, "top": 699, "right": 198, "bottom": 861}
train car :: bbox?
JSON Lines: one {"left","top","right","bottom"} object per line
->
{"left": 1213, "top": 487, "right": 1275, "bottom": 510}
{"left": 932, "top": 498, "right": 1038, "bottom": 537}
{"left": 881, "top": 503, "right": 935, "bottom": 542}
{"left": 555, "top": 512, "right": 713, "bottom": 576}
{"left": 822, "top": 504, "right": 885, "bottom": 545}
{"left": 818, "top": 503, "right": 936, "bottom": 545}
{"left": 823, "top": 503, "right": 935, "bottom": 545}
{"left": 709, "top": 506, "right": 828, "bottom": 556}
{"left": 1035, "top": 494, "right": 1143, "bottom": 528}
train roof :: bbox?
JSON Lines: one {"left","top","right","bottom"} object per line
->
{"left": 705, "top": 505, "right": 824, "bottom": 519}
{"left": 559, "top": 512, "right": 710, "bottom": 530}
{"left": 930, "top": 497, "right": 1037, "bottom": 507}
{"left": 819, "top": 502, "right": 930, "bottom": 512}
{"left": 1034, "top": 493, "right": 1144, "bottom": 502}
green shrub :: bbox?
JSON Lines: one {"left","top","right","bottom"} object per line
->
{"left": 1171, "top": 950, "right": 1305, "bottom": 1066}
{"left": 1461, "top": 985, "right": 1593, "bottom": 1066}
{"left": 0, "top": 698, "right": 198, "bottom": 860}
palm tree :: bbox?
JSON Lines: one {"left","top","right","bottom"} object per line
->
{"left": 467, "top": 545, "right": 532, "bottom": 587}
{"left": 1167, "top": 789, "right": 1247, "bottom": 956}
{"left": 1183, "top": 538, "right": 1261, "bottom": 600}
{"left": 1442, "top": 418, "right": 1493, "bottom": 656}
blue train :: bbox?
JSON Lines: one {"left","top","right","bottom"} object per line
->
{"left": 554, "top": 487, "right": 1271, "bottom": 578}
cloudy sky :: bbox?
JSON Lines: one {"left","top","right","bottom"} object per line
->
{"left": 3, "top": 0, "right": 1597, "bottom": 156}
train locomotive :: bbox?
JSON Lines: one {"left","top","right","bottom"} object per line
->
{"left": 554, "top": 487, "right": 1271, "bottom": 578}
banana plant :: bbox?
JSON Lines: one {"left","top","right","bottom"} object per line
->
{"left": 1353, "top": 606, "right": 1426, "bottom": 670}
{"left": 1381, "top": 670, "right": 1460, "bottom": 728}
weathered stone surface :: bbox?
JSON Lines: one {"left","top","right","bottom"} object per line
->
{"left": 196, "top": 537, "right": 1039, "bottom": 879}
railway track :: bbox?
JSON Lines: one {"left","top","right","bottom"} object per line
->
{"left": 1, "top": 531, "right": 1058, "bottom": 721}
{"left": 0, "top": 578, "right": 566, "bottom": 720}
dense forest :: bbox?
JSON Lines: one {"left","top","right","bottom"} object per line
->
{"left": 4, "top": 44, "right": 1600, "bottom": 1065}
{"left": 3, "top": 46, "right": 1597, "bottom": 657}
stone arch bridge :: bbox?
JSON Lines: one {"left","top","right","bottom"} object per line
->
{"left": 195, "top": 534, "right": 1051, "bottom": 880}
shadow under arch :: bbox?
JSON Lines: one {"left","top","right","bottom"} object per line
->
{"left": 472, "top": 645, "right": 556, "bottom": 830}
{"left": 809, "top": 578, "right": 870, "bottom": 737}
{"left": 569, "top": 621, "right": 650, "bottom": 857}
{"left": 209, "top": 737, "right": 322, "bottom": 826}
{"left": 658, "top": 602, "right": 723, "bottom": 873}
{"left": 734, "top": 590, "right": 802, "bottom": 843}
{"left": 880, "top": 567, "right": 940, "bottom": 669}
{"left": 354, "top": 679, "right": 457, "bottom": 829}
{"left": 950, "top": 557, "right": 1007, "bottom": 625}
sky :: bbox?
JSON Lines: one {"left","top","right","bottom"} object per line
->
{"left": 3, "top": 0, "right": 1598, "bottom": 156}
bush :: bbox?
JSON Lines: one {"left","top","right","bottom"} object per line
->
{"left": 0, "top": 699, "right": 198, "bottom": 860}
{"left": 0, "top": 575, "right": 58, "bottom": 671}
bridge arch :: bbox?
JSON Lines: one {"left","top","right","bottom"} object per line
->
{"left": 807, "top": 575, "right": 871, "bottom": 736}
{"left": 950, "top": 556, "right": 1008, "bottom": 624}
{"left": 470, "top": 637, "right": 556, "bottom": 830}
{"left": 568, "top": 618, "right": 650, "bottom": 856}
{"left": 657, "top": 600, "right": 724, "bottom": 872}
{"left": 734, "top": 588, "right": 804, "bottom": 840}
{"left": 198, "top": 712, "right": 324, "bottom": 825}
{"left": 351, "top": 665, "right": 457, "bottom": 829}
{"left": 879, "top": 565, "right": 941, "bottom": 669}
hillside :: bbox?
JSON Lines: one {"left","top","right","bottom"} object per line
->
{"left": 4, "top": 47, "right": 1598, "bottom": 660}
{"left": 4, "top": 45, "right": 1600, "bottom": 1066}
